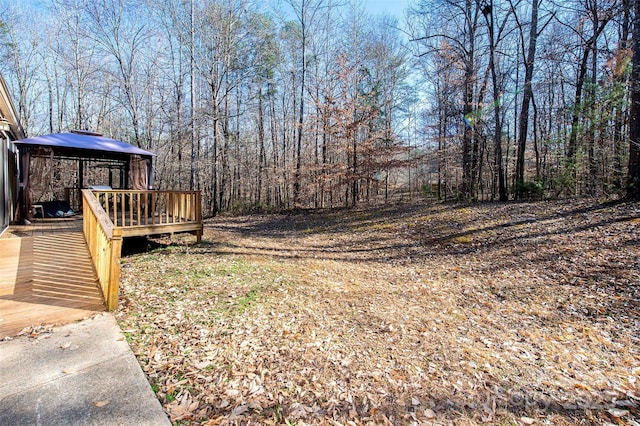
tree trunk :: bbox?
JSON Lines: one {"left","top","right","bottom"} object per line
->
{"left": 628, "top": 0, "right": 640, "bottom": 199}
{"left": 190, "top": 0, "right": 197, "bottom": 192}
{"left": 614, "top": 0, "right": 631, "bottom": 190}
{"left": 515, "top": 0, "right": 539, "bottom": 197}
{"left": 567, "top": 13, "right": 611, "bottom": 183}
{"left": 484, "top": 1, "right": 507, "bottom": 201}
{"left": 293, "top": 0, "right": 307, "bottom": 207}
{"left": 257, "top": 84, "right": 266, "bottom": 205}
{"left": 460, "top": 0, "right": 476, "bottom": 201}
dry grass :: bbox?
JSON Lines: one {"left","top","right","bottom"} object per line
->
{"left": 115, "top": 198, "right": 640, "bottom": 425}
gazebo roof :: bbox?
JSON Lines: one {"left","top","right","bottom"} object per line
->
{"left": 14, "top": 132, "right": 154, "bottom": 158}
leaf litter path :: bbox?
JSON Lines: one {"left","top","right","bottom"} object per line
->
{"left": 116, "top": 198, "right": 640, "bottom": 425}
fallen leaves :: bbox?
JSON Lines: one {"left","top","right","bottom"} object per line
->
{"left": 13, "top": 324, "right": 54, "bottom": 340}
{"left": 166, "top": 392, "right": 200, "bottom": 421}
{"left": 116, "top": 198, "right": 640, "bottom": 425}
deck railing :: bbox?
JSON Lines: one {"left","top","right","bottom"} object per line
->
{"left": 82, "top": 189, "right": 203, "bottom": 310}
{"left": 82, "top": 189, "right": 122, "bottom": 310}
{"left": 91, "top": 190, "right": 202, "bottom": 240}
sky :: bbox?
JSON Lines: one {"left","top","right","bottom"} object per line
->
{"left": 364, "top": 0, "right": 411, "bottom": 18}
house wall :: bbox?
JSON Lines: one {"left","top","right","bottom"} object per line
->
{"left": 1, "top": 138, "right": 7, "bottom": 232}
{"left": 0, "top": 75, "right": 25, "bottom": 232}
{"left": 1, "top": 140, "right": 18, "bottom": 233}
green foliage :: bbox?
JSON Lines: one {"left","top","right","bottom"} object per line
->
{"left": 0, "top": 20, "right": 8, "bottom": 39}
{"left": 552, "top": 169, "right": 576, "bottom": 197}
{"left": 245, "top": 11, "right": 279, "bottom": 83}
{"left": 515, "top": 180, "right": 545, "bottom": 200}
{"left": 0, "top": 20, "right": 15, "bottom": 62}
{"left": 122, "top": 330, "right": 134, "bottom": 344}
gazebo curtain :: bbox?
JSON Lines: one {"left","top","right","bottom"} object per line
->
{"left": 129, "top": 155, "right": 148, "bottom": 190}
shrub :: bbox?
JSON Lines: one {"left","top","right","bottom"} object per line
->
{"left": 515, "top": 180, "right": 545, "bottom": 200}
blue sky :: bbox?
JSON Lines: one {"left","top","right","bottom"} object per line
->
{"left": 364, "top": 0, "right": 410, "bottom": 18}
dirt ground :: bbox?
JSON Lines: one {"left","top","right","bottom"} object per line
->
{"left": 116, "top": 198, "right": 640, "bottom": 425}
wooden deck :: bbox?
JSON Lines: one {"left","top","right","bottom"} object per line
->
{"left": 0, "top": 190, "right": 203, "bottom": 324}
{"left": 0, "top": 217, "right": 105, "bottom": 338}
{"left": 1, "top": 216, "right": 82, "bottom": 238}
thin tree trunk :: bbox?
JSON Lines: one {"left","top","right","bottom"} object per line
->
{"left": 514, "top": 0, "right": 539, "bottom": 197}
{"left": 614, "top": 0, "right": 631, "bottom": 190}
{"left": 190, "top": 0, "right": 196, "bottom": 191}
{"left": 628, "top": 0, "right": 640, "bottom": 199}
{"left": 293, "top": 0, "right": 307, "bottom": 207}
{"left": 484, "top": 1, "right": 507, "bottom": 201}
{"left": 257, "top": 84, "right": 266, "bottom": 205}
{"left": 567, "top": 16, "right": 611, "bottom": 169}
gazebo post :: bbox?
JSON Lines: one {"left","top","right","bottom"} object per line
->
{"left": 17, "top": 146, "right": 29, "bottom": 224}
{"left": 78, "top": 159, "right": 84, "bottom": 210}
{"left": 124, "top": 160, "right": 130, "bottom": 189}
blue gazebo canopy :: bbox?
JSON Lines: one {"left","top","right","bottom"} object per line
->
{"left": 14, "top": 132, "right": 154, "bottom": 159}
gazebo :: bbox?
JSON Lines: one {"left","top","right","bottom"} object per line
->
{"left": 11, "top": 131, "right": 202, "bottom": 310}
{"left": 13, "top": 130, "right": 153, "bottom": 222}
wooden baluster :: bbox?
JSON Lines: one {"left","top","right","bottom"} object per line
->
{"left": 186, "top": 193, "right": 191, "bottom": 221}
{"left": 161, "top": 192, "right": 165, "bottom": 224}
{"left": 173, "top": 192, "right": 177, "bottom": 223}
{"left": 196, "top": 192, "right": 202, "bottom": 243}
{"left": 177, "top": 193, "right": 180, "bottom": 223}
{"left": 102, "top": 193, "right": 109, "bottom": 218}
{"left": 176, "top": 193, "right": 180, "bottom": 222}
{"left": 174, "top": 193, "right": 178, "bottom": 223}
{"left": 112, "top": 192, "right": 117, "bottom": 225}
{"left": 128, "top": 192, "right": 133, "bottom": 227}
{"left": 172, "top": 192, "right": 182, "bottom": 223}
{"left": 142, "top": 192, "right": 146, "bottom": 225}
{"left": 170, "top": 192, "right": 173, "bottom": 223}
{"left": 167, "top": 192, "right": 171, "bottom": 224}
{"left": 151, "top": 192, "right": 156, "bottom": 225}
{"left": 183, "top": 193, "right": 187, "bottom": 222}
{"left": 120, "top": 192, "right": 125, "bottom": 227}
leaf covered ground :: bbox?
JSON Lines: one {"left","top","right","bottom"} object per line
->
{"left": 115, "top": 198, "right": 640, "bottom": 425}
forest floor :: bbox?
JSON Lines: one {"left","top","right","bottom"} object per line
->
{"left": 115, "top": 197, "right": 640, "bottom": 426}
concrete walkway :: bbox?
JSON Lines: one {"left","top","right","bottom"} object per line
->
{"left": 0, "top": 314, "right": 171, "bottom": 426}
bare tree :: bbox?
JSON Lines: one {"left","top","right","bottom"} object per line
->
{"left": 628, "top": 0, "right": 640, "bottom": 199}
{"left": 513, "top": 0, "right": 553, "bottom": 197}
{"left": 563, "top": 1, "right": 615, "bottom": 183}
{"left": 82, "top": 0, "right": 153, "bottom": 148}
{"left": 482, "top": 0, "right": 511, "bottom": 201}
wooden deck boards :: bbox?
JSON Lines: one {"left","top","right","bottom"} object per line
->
{"left": 1, "top": 216, "right": 82, "bottom": 239}
{"left": 0, "top": 218, "right": 105, "bottom": 338}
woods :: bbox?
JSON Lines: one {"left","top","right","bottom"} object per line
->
{"left": 1, "top": 0, "right": 640, "bottom": 210}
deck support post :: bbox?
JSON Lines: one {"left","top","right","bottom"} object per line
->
{"left": 107, "top": 230, "right": 123, "bottom": 311}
